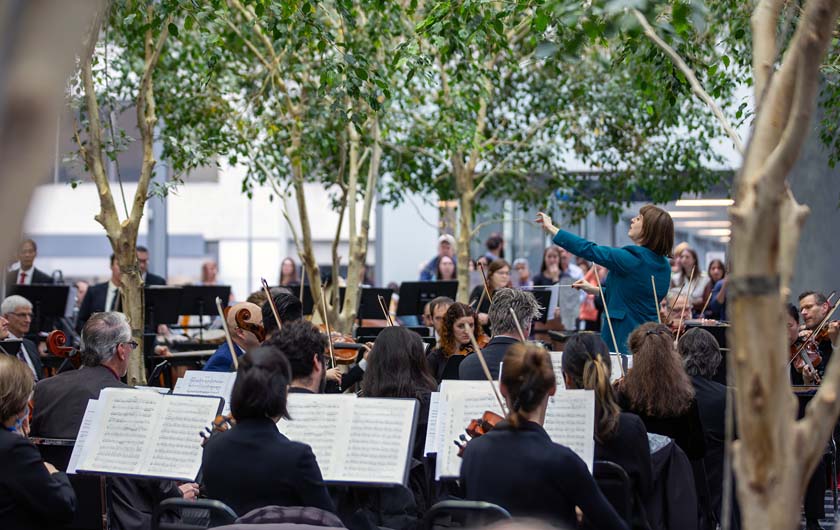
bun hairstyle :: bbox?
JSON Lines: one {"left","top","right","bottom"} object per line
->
{"left": 230, "top": 345, "right": 292, "bottom": 422}
{"left": 625, "top": 322, "right": 694, "bottom": 417}
{"left": 562, "top": 334, "right": 620, "bottom": 443}
{"left": 501, "top": 343, "right": 556, "bottom": 429}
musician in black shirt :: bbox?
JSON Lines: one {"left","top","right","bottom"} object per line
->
{"left": 460, "top": 342, "right": 628, "bottom": 530}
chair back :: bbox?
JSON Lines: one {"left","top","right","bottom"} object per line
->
{"left": 153, "top": 498, "right": 237, "bottom": 530}
{"left": 421, "top": 500, "right": 511, "bottom": 530}
{"left": 593, "top": 460, "right": 634, "bottom": 525}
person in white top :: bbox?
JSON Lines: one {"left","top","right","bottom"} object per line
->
{"left": 0, "top": 295, "right": 42, "bottom": 380}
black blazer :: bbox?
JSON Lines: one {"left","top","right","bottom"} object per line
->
{"left": 201, "top": 417, "right": 335, "bottom": 517}
{"left": 0, "top": 429, "right": 76, "bottom": 530}
{"left": 6, "top": 268, "right": 54, "bottom": 286}
{"left": 461, "top": 420, "right": 628, "bottom": 530}
{"left": 20, "top": 338, "right": 43, "bottom": 382}
{"left": 144, "top": 272, "right": 166, "bottom": 286}
{"left": 75, "top": 281, "right": 110, "bottom": 334}
{"left": 691, "top": 375, "right": 728, "bottom": 520}
{"left": 31, "top": 365, "right": 126, "bottom": 439}
{"left": 458, "top": 336, "right": 518, "bottom": 381}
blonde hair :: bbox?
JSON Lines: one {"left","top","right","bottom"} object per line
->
{"left": 0, "top": 355, "right": 34, "bottom": 423}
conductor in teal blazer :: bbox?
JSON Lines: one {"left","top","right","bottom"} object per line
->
{"left": 536, "top": 205, "right": 673, "bottom": 355}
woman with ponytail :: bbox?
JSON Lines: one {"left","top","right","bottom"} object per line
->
{"left": 616, "top": 322, "right": 706, "bottom": 461}
{"left": 563, "top": 334, "right": 653, "bottom": 527}
{"left": 201, "top": 345, "right": 335, "bottom": 517}
{"left": 460, "top": 343, "right": 628, "bottom": 530}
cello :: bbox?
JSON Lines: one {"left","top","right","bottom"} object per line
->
{"left": 46, "top": 330, "right": 82, "bottom": 370}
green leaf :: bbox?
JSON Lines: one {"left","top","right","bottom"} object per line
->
{"left": 534, "top": 11, "right": 548, "bottom": 32}
{"left": 168, "top": 22, "right": 179, "bottom": 38}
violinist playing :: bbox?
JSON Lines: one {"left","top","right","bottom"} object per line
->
{"left": 203, "top": 302, "right": 264, "bottom": 372}
{"left": 426, "top": 302, "right": 488, "bottom": 383}
{"left": 787, "top": 303, "right": 820, "bottom": 385}
{"left": 459, "top": 342, "right": 628, "bottom": 530}
{"left": 798, "top": 291, "right": 839, "bottom": 381}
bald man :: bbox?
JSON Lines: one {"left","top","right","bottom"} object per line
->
{"left": 203, "top": 302, "right": 264, "bottom": 372}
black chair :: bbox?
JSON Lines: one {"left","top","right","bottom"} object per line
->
{"left": 421, "top": 500, "right": 511, "bottom": 530}
{"left": 593, "top": 460, "right": 633, "bottom": 526}
{"left": 152, "top": 498, "right": 237, "bottom": 530}
{"left": 35, "top": 439, "right": 108, "bottom": 530}
{"left": 441, "top": 355, "right": 465, "bottom": 380}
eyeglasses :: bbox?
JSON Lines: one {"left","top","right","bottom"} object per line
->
{"left": 10, "top": 312, "right": 33, "bottom": 319}
{"left": 122, "top": 340, "right": 139, "bottom": 351}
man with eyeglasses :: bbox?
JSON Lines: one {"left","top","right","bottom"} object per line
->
{"left": 31, "top": 311, "right": 196, "bottom": 529}
{"left": 0, "top": 295, "right": 42, "bottom": 381}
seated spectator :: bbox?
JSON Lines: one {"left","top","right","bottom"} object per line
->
{"left": 419, "top": 235, "right": 456, "bottom": 281}
{"left": 0, "top": 354, "right": 76, "bottom": 530}
{"left": 201, "top": 345, "right": 335, "bottom": 516}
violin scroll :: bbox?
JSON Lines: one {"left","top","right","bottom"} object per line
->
{"left": 46, "top": 330, "right": 82, "bottom": 369}
{"left": 234, "top": 308, "right": 266, "bottom": 343}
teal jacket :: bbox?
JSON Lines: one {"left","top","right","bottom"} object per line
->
{"left": 552, "top": 230, "right": 670, "bottom": 355}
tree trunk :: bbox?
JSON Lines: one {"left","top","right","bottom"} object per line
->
{"left": 454, "top": 160, "right": 474, "bottom": 304}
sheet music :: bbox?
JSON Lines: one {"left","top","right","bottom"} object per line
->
{"left": 173, "top": 371, "right": 235, "bottom": 415}
{"left": 144, "top": 395, "right": 221, "bottom": 480}
{"left": 340, "top": 398, "right": 416, "bottom": 484}
{"left": 436, "top": 388, "right": 500, "bottom": 479}
{"left": 544, "top": 390, "right": 595, "bottom": 471}
{"left": 278, "top": 394, "right": 356, "bottom": 479}
{"left": 80, "top": 389, "right": 159, "bottom": 474}
{"left": 67, "top": 399, "right": 98, "bottom": 474}
{"left": 550, "top": 352, "right": 565, "bottom": 389}
{"left": 135, "top": 386, "right": 171, "bottom": 394}
{"left": 424, "top": 392, "right": 440, "bottom": 456}
{"left": 556, "top": 287, "right": 581, "bottom": 330}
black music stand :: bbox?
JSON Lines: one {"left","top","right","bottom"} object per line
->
{"left": 0, "top": 339, "right": 23, "bottom": 356}
{"left": 8, "top": 285, "right": 70, "bottom": 336}
{"left": 179, "top": 285, "right": 231, "bottom": 342}
{"left": 144, "top": 287, "right": 183, "bottom": 355}
{"left": 357, "top": 287, "right": 392, "bottom": 323}
{"left": 527, "top": 288, "right": 553, "bottom": 324}
{"left": 396, "top": 281, "right": 458, "bottom": 316}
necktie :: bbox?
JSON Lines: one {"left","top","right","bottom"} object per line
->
{"left": 18, "top": 272, "right": 26, "bottom": 284}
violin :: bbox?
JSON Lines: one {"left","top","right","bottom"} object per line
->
{"left": 456, "top": 410, "right": 503, "bottom": 457}
{"left": 790, "top": 337, "right": 822, "bottom": 374}
{"left": 233, "top": 307, "right": 266, "bottom": 343}
{"left": 457, "top": 334, "right": 490, "bottom": 356}
{"left": 45, "top": 330, "right": 82, "bottom": 369}
{"left": 317, "top": 324, "right": 360, "bottom": 365}
{"left": 201, "top": 414, "right": 236, "bottom": 446}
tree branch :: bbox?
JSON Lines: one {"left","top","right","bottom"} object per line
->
{"left": 472, "top": 116, "right": 550, "bottom": 198}
{"left": 632, "top": 8, "right": 744, "bottom": 155}
{"left": 751, "top": 0, "right": 785, "bottom": 106}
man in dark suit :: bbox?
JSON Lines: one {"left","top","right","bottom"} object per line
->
{"left": 75, "top": 254, "right": 123, "bottom": 334}
{"left": 6, "top": 239, "right": 54, "bottom": 287}
{"left": 136, "top": 246, "right": 166, "bottom": 286}
{"left": 31, "top": 311, "right": 194, "bottom": 530}
{"left": 1, "top": 295, "right": 43, "bottom": 381}
{"left": 459, "top": 288, "right": 541, "bottom": 380}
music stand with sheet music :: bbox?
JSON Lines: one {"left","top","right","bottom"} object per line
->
{"left": 396, "top": 281, "right": 458, "bottom": 316}
{"left": 178, "top": 285, "right": 231, "bottom": 341}
{"left": 7, "top": 285, "right": 71, "bottom": 336}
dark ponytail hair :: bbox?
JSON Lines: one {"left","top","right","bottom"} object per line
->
{"left": 562, "top": 334, "right": 620, "bottom": 442}
{"left": 500, "top": 343, "right": 556, "bottom": 429}
{"left": 230, "top": 345, "right": 292, "bottom": 421}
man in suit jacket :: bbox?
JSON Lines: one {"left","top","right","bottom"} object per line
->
{"left": 459, "top": 289, "right": 541, "bottom": 381}
{"left": 1, "top": 296, "right": 43, "bottom": 381}
{"left": 75, "top": 255, "right": 123, "bottom": 334}
{"left": 31, "top": 312, "right": 191, "bottom": 530}
{"left": 137, "top": 246, "right": 166, "bottom": 286}
{"left": 5, "top": 239, "right": 54, "bottom": 287}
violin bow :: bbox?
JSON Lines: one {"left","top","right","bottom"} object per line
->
{"left": 467, "top": 329, "right": 508, "bottom": 416}
{"left": 261, "top": 278, "right": 282, "bottom": 332}
{"left": 593, "top": 268, "right": 624, "bottom": 377}
{"left": 215, "top": 297, "right": 239, "bottom": 371}
{"left": 789, "top": 297, "right": 840, "bottom": 365}
{"left": 377, "top": 294, "right": 393, "bottom": 326}
{"left": 509, "top": 307, "right": 526, "bottom": 342}
{"left": 665, "top": 265, "right": 694, "bottom": 323}
{"left": 319, "top": 285, "right": 337, "bottom": 369}
{"left": 699, "top": 290, "right": 713, "bottom": 320}
{"left": 651, "top": 275, "right": 662, "bottom": 324}
{"left": 674, "top": 275, "right": 694, "bottom": 346}
{"left": 299, "top": 266, "right": 306, "bottom": 303}
{"left": 478, "top": 262, "right": 494, "bottom": 304}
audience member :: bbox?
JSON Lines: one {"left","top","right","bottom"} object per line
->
{"left": 484, "top": 232, "right": 505, "bottom": 262}
{"left": 136, "top": 246, "right": 166, "bottom": 286}
{"left": 670, "top": 247, "right": 708, "bottom": 313}
{"left": 200, "top": 261, "right": 219, "bottom": 285}
{"left": 701, "top": 260, "right": 726, "bottom": 318}
{"left": 0, "top": 354, "right": 76, "bottom": 529}
{"left": 533, "top": 246, "right": 582, "bottom": 286}
{"left": 459, "top": 289, "right": 540, "bottom": 381}
{"left": 511, "top": 258, "right": 533, "bottom": 288}
{"left": 278, "top": 257, "right": 299, "bottom": 286}
{"left": 6, "top": 239, "right": 54, "bottom": 286}
{"left": 420, "top": 235, "right": 456, "bottom": 281}
{"left": 436, "top": 255, "right": 457, "bottom": 281}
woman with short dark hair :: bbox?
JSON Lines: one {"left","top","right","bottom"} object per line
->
{"left": 201, "top": 346, "right": 334, "bottom": 516}
{"left": 537, "top": 205, "right": 673, "bottom": 355}
{"left": 460, "top": 343, "right": 628, "bottom": 530}
{"left": 0, "top": 355, "right": 76, "bottom": 529}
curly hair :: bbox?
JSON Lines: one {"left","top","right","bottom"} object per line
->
{"left": 266, "top": 320, "right": 327, "bottom": 380}
{"left": 623, "top": 322, "right": 694, "bottom": 417}
{"left": 439, "top": 302, "right": 486, "bottom": 357}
